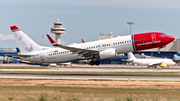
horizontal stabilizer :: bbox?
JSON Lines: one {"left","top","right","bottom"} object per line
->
{"left": 4, "top": 54, "right": 31, "bottom": 57}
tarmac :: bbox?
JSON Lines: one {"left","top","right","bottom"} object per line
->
{"left": 0, "top": 64, "right": 180, "bottom": 81}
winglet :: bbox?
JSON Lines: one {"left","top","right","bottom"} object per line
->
{"left": 46, "top": 34, "right": 55, "bottom": 44}
{"left": 10, "top": 26, "right": 19, "bottom": 31}
{"left": 81, "top": 39, "right": 85, "bottom": 43}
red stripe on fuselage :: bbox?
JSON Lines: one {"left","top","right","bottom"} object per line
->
{"left": 133, "top": 32, "right": 170, "bottom": 51}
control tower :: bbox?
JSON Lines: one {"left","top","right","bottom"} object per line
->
{"left": 51, "top": 19, "right": 65, "bottom": 44}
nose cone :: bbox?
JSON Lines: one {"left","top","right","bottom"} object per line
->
{"left": 167, "top": 35, "right": 175, "bottom": 42}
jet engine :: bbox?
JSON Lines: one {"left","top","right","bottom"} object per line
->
{"left": 109, "top": 54, "right": 124, "bottom": 59}
{"left": 161, "top": 64, "right": 168, "bottom": 68}
{"left": 99, "top": 48, "right": 117, "bottom": 59}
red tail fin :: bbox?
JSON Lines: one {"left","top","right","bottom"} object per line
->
{"left": 46, "top": 34, "right": 55, "bottom": 44}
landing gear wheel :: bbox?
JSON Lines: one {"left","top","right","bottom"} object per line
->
{"left": 95, "top": 60, "right": 100, "bottom": 65}
{"left": 89, "top": 60, "right": 95, "bottom": 65}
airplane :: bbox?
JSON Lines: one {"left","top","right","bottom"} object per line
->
{"left": 127, "top": 52, "right": 176, "bottom": 68}
{"left": 9, "top": 25, "right": 175, "bottom": 66}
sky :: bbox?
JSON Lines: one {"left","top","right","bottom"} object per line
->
{"left": 0, "top": 0, "right": 180, "bottom": 48}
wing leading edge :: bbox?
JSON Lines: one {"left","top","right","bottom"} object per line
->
{"left": 53, "top": 44, "right": 99, "bottom": 57}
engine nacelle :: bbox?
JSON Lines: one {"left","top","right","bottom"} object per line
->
{"left": 115, "top": 54, "right": 124, "bottom": 58}
{"left": 108, "top": 53, "right": 124, "bottom": 59}
{"left": 99, "top": 48, "right": 117, "bottom": 59}
{"left": 161, "top": 64, "right": 167, "bottom": 68}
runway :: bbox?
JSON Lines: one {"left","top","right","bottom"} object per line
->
{"left": 1, "top": 66, "right": 180, "bottom": 72}
{"left": 0, "top": 73, "right": 180, "bottom": 81}
{"left": 0, "top": 64, "right": 180, "bottom": 81}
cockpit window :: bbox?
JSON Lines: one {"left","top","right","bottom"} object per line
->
{"left": 160, "top": 34, "right": 167, "bottom": 37}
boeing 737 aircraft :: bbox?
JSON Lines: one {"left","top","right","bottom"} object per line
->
{"left": 9, "top": 25, "right": 175, "bottom": 65}
{"left": 127, "top": 52, "right": 176, "bottom": 68}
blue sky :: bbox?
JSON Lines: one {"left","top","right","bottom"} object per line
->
{"left": 0, "top": 0, "right": 180, "bottom": 48}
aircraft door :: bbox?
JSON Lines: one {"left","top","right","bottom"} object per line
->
{"left": 40, "top": 53, "right": 44, "bottom": 61}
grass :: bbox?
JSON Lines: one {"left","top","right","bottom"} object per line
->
{"left": 39, "top": 93, "right": 47, "bottom": 101}
{"left": 0, "top": 86, "right": 180, "bottom": 101}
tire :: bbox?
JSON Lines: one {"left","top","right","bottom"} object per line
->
{"left": 89, "top": 60, "right": 94, "bottom": 65}
{"left": 95, "top": 60, "right": 100, "bottom": 65}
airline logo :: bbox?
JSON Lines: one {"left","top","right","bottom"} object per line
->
{"left": 54, "top": 50, "right": 58, "bottom": 53}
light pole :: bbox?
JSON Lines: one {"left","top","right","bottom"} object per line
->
{"left": 127, "top": 22, "right": 135, "bottom": 35}
{"left": 42, "top": 35, "right": 44, "bottom": 46}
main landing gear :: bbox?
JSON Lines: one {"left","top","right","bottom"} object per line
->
{"left": 89, "top": 60, "right": 100, "bottom": 66}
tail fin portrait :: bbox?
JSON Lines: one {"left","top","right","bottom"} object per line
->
{"left": 11, "top": 26, "right": 41, "bottom": 54}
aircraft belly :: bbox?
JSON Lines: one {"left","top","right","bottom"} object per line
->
{"left": 44, "top": 54, "right": 79, "bottom": 63}
{"left": 58, "top": 54, "right": 79, "bottom": 63}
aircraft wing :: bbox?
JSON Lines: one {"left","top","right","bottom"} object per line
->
{"left": 149, "top": 62, "right": 162, "bottom": 66}
{"left": 3, "top": 54, "right": 31, "bottom": 57}
{"left": 53, "top": 44, "right": 99, "bottom": 57}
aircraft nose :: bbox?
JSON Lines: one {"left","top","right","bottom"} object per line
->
{"left": 167, "top": 35, "right": 175, "bottom": 42}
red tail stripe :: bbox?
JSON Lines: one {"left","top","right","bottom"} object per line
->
{"left": 10, "top": 26, "right": 19, "bottom": 31}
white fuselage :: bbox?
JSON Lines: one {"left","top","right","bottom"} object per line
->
{"left": 21, "top": 35, "right": 134, "bottom": 63}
